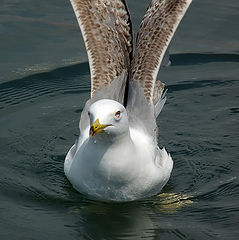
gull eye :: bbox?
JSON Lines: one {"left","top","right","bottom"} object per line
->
{"left": 115, "top": 110, "right": 121, "bottom": 119}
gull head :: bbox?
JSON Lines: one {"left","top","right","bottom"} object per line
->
{"left": 88, "top": 99, "right": 129, "bottom": 140}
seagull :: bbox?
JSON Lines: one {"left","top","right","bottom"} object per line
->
{"left": 64, "top": 0, "right": 192, "bottom": 201}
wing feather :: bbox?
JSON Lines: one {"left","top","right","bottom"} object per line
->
{"left": 70, "top": 0, "right": 132, "bottom": 97}
{"left": 130, "top": 0, "right": 192, "bottom": 102}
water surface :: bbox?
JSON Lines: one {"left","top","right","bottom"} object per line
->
{"left": 0, "top": 0, "right": 239, "bottom": 239}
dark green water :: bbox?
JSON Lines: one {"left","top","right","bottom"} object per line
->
{"left": 0, "top": 0, "right": 239, "bottom": 239}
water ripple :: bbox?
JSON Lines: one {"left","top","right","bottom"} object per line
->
{"left": 0, "top": 62, "right": 90, "bottom": 108}
{"left": 170, "top": 53, "right": 239, "bottom": 66}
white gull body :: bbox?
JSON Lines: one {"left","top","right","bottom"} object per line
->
{"left": 65, "top": 99, "right": 173, "bottom": 201}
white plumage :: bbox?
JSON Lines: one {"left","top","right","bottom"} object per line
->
{"left": 65, "top": 99, "right": 173, "bottom": 201}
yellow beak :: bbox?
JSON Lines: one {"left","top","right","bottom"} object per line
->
{"left": 89, "top": 118, "right": 112, "bottom": 137}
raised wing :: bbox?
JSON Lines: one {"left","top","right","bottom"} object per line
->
{"left": 70, "top": 0, "right": 132, "bottom": 97}
{"left": 130, "top": 0, "right": 192, "bottom": 102}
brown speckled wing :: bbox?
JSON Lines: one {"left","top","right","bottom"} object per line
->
{"left": 130, "top": 0, "right": 192, "bottom": 102}
{"left": 70, "top": 0, "right": 132, "bottom": 97}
